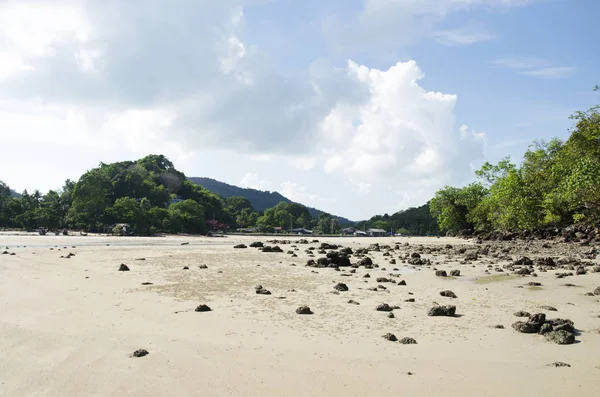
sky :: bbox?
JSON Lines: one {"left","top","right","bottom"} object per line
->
{"left": 0, "top": 0, "right": 598, "bottom": 220}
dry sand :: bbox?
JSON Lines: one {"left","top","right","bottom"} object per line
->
{"left": 1, "top": 233, "right": 599, "bottom": 396}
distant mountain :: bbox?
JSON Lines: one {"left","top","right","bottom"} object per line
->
{"left": 10, "top": 189, "right": 20, "bottom": 198}
{"left": 188, "top": 177, "right": 352, "bottom": 226}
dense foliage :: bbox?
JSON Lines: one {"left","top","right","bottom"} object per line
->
{"left": 189, "top": 177, "right": 352, "bottom": 225}
{"left": 1, "top": 155, "right": 225, "bottom": 234}
{"left": 364, "top": 203, "right": 442, "bottom": 236}
{"left": 1, "top": 155, "right": 349, "bottom": 235}
{"left": 430, "top": 93, "right": 600, "bottom": 234}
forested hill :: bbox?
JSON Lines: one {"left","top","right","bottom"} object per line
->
{"left": 365, "top": 203, "right": 442, "bottom": 236}
{"left": 189, "top": 177, "right": 352, "bottom": 225}
{"left": 10, "top": 189, "right": 20, "bottom": 198}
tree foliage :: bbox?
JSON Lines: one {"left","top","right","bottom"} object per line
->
{"left": 431, "top": 88, "right": 600, "bottom": 232}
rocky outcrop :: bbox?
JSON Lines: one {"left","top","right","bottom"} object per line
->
{"left": 427, "top": 305, "right": 456, "bottom": 317}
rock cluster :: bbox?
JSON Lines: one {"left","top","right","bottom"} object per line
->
{"left": 512, "top": 313, "right": 576, "bottom": 344}
{"left": 427, "top": 305, "right": 456, "bottom": 317}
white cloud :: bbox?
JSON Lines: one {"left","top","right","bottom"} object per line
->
{"left": 239, "top": 173, "right": 273, "bottom": 191}
{"left": 432, "top": 24, "right": 495, "bottom": 45}
{"left": 280, "top": 181, "right": 336, "bottom": 206}
{"left": 318, "top": 60, "right": 485, "bottom": 193}
{"left": 490, "top": 56, "right": 574, "bottom": 79}
{"left": 520, "top": 66, "right": 574, "bottom": 79}
{"left": 0, "top": 0, "right": 488, "bottom": 219}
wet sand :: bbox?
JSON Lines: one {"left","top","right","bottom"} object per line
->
{"left": 1, "top": 233, "right": 599, "bottom": 396}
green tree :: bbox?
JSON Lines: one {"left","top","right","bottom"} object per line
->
{"left": 430, "top": 183, "right": 488, "bottom": 233}
{"left": 169, "top": 199, "right": 205, "bottom": 234}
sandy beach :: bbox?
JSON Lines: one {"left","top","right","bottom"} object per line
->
{"left": 1, "top": 233, "right": 599, "bottom": 396}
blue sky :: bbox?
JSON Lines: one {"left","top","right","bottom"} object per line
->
{"left": 0, "top": 0, "right": 597, "bottom": 219}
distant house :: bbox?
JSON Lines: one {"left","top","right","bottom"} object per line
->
{"left": 367, "top": 228, "right": 387, "bottom": 237}
{"left": 292, "top": 227, "right": 313, "bottom": 235}
{"left": 342, "top": 227, "right": 355, "bottom": 235}
{"left": 205, "top": 220, "right": 228, "bottom": 232}
{"left": 354, "top": 230, "right": 367, "bottom": 237}
{"left": 274, "top": 226, "right": 284, "bottom": 234}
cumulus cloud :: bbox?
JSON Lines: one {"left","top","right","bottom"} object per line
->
{"left": 0, "top": 0, "right": 487, "bottom": 218}
{"left": 318, "top": 60, "right": 485, "bottom": 192}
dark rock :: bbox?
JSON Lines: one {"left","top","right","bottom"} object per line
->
{"left": 512, "top": 321, "right": 537, "bottom": 333}
{"left": 376, "top": 303, "right": 393, "bottom": 312}
{"left": 262, "top": 245, "right": 283, "bottom": 253}
{"left": 593, "top": 286, "right": 600, "bottom": 296}
{"left": 195, "top": 304, "right": 212, "bottom": 312}
{"left": 539, "top": 323, "right": 553, "bottom": 334}
{"left": 513, "top": 256, "right": 534, "bottom": 267}
{"left": 382, "top": 333, "right": 398, "bottom": 341}
{"left": 427, "top": 305, "right": 456, "bottom": 317}
{"left": 539, "top": 305, "right": 557, "bottom": 311}
{"left": 296, "top": 306, "right": 313, "bottom": 315}
{"left": 347, "top": 300, "right": 360, "bottom": 305}
{"left": 514, "top": 267, "right": 532, "bottom": 275}
{"left": 182, "top": 266, "right": 189, "bottom": 270}
{"left": 132, "top": 349, "right": 149, "bottom": 358}
{"left": 547, "top": 318, "right": 574, "bottom": 333}
{"left": 334, "top": 283, "right": 349, "bottom": 292}
{"left": 359, "top": 257, "right": 373, "bottom": 268}
{"left": 513, "top": 311, "right": 531, "bottom": 317}
{"left": 527, "top": 313, "right": 546, "bottom": 330}
{"left": 141, "top": 282, "right": 153, "bottom": 285}
{"left": 550, "top": 362, "right": 571, "bottom": 367}
{"left": 118, "top": 264, "right": 130, "bottom": 271}
{"left": 465, "top": 252, "right": 478, "bottom": 261}
{"left": 398, "top": 280, "right": 406, "bottom": 286}
{"left": 388, "top": 312, "right": 395, "bottom": 318}
{"left": 528, "top": 282, "right": 542, "bottom": 287}
{"left": 544, "top": 330, "right": 575, "bottom": 345}
{"left": 255, "top": 285, "right": 272, "bottom": 295}
{"left": 399, "top": 337, "right": 417, "bottom": 344}
{"left": 363, "top": 273, "right": 371, "bottom": 278}
{"left": 376, "top": 277, "right": 393, "bottom": 283}
{"left": 449, "top": 269, "right": 461, "bottom": 277}
{"left": 493, "top": 325, "right": 505, "bottom": 329}
{"left": 199, "top": 264, "right": 208, "bottom": 269}
{"left": 435, "top": 270, "right": 447, "bottom": 277}
{"left": 233, "top": 244, "right": 247, "bottom": 249}
{"left": 320, "top": 243, "right": 339, "bottom": 250}
{"left": 439, "top": 290, "right": 457, "bottom": 298}
{"left": 250, "top": 241, "right": 264, "bottom": 248}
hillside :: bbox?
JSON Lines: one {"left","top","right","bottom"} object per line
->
{"left": 10, "top": 189, "right": 21, "bottom": 198}
{"left": 188, "top": 177, "right": 352, "bottom": 226}
{"left": 365, "top": 203, "right": 442, "bottom": 236}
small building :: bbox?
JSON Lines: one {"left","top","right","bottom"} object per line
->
{"left": 274, "top": 226, "right": 283, "bottom": 234}
{"left": 342, "top": 227, "right": 355, "bottom": 235}
{"left": 367, "top": 228, "right": 387, "bottom": 237}
{"left": 292, "top": 227, "right": 313, "bottom": 235}
{"left": 354, "top": 230, "right": 367, "bottom": 237}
